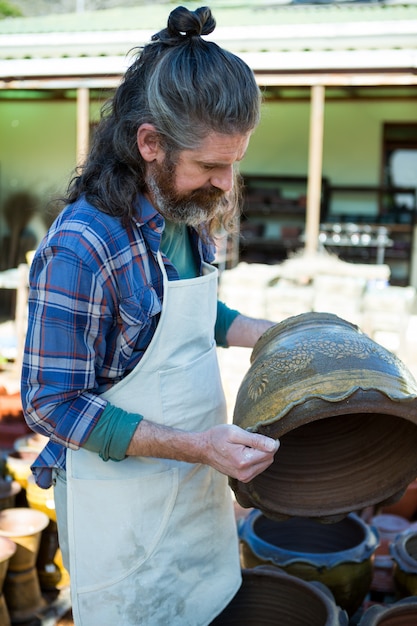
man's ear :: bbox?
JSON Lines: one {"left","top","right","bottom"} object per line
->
{"left": 137, "top": 124, "right": 165, "bottom": 163}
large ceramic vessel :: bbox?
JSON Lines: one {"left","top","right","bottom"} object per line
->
{"left": 239, "top": 510, "right": 378, "bottom": 616}
{"left": 231, "top": 312, "right": 417, "bottom": 521}
{"left": 209, "top": 566, "right": 348, "bottom": 625}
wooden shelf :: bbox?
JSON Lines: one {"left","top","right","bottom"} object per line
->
{"left": 239, "top": 175, "right": 329, "bottom": 264}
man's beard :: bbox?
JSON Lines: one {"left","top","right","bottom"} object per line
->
{"left": 146, "top": 154, "right": 229, "bottom": 228}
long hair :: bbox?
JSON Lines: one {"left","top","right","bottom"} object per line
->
{"left": 64, "top": 6, "right": 261, "bottom": 236}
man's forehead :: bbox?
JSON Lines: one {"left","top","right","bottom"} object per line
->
{"left": 185, "top": 131, "right": 252, "bottom": 164}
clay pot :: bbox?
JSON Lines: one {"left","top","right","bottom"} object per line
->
{"left": 210, "top": 566, "right": 348, "bottom": 625}
{"left": 14, "top": 433, "right": 48, "bottom": 460}
{"left": 0, "top": 537, "right": 16, "bottom": 626}
{"left": 239, "top": 509, "right": 378, "bottom": 616}
{"left": 0, "top": 507, "right": 49, "bottom": 571}
{"left": 382, "top": 479, "right": 417, "bottom": 520}
{"left": 390, "top": 529, "right": 417, "bottom": 597}
{"left": 0, "top": 536, "right": 16, "bottom": 591}
{"left": 0, "top": 507, "right": 49, "bottom": 622}
{"left": 5, "top": 451, "right": 33, "bottom": 490}
{"left": 26, "top": 474, "right": 56, "bottom": 522}
{"left": 369, "top": 514, "right": 410, "bottom": 595}
{"left": 0, "top": 478, "right": 21, "bottom": 511}
{"left": 358, "top": 596, "right": 417, "bottom": 625}
{"left": 231, "top": 312, "right": 417, "bottom": 521}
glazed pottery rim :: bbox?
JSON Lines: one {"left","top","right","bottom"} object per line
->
{"left": 390, "top": 529, "right": 417, "bottom": 573}
{"left": 240, "top": 565, "right": 349, "bottom": 625}
{"left": 358, "top": 596, "right": 417, "bottom": 624}
{"left": 240, "top": 388, "right": 417, "bottom": 437}
{"left": 239, "top": 510, "right": 379, "bottom": 568}
{"left": 0, "top": 507, "right": 49, "bottom": 535}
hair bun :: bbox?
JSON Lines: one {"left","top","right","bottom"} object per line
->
{"left": 167, "top": 6, "right": 216, "bottom": 39}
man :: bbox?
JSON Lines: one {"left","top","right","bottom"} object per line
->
{"left": 21, "top": 6, "right": 279, "bottom": 625}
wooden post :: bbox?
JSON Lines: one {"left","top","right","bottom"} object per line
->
{"left": 305, "top": 84, "right": 325, "bottom": 255}
{"left": 13, "top": 263, "right": 29, "bottom": 375}
{"left": 76, "top": 87, "right": 90, "bottom": 167}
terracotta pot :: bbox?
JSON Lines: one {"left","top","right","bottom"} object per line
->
{"left": 0, "top": 507, "right": 49, "bottom": 622}
{"left": 0, "top": 536, "right": 16, "bottom": 591}
{"left": 36, "top": 519, "right": 63, "bottom": 591}
{"left": 239, "top": 509, "right": 378, "bottom": 616}
{"left": 0, "top": 507, "right": 49, "bottom": 571}
{"left": 26, "top": 474, "right": 56, "bottom": 522}
{"left": 358, "top": 596, "right": 417, "bottom": 625}
{"left": 0, "top": 537, "right": 16, "bottom": 626}
{"left": 0, "top": 478, "right": 21, "bottom": 511}
{"left": 210, "top": 566, "right": 349, "bottom": 625}
{"left": 390, "top": 529, "right": 417, "bottom": 598}
{"left": 5, "top": 451, "right": 34, "bottom": 490}
{"left": 14, "top": 433, "right": 48, "bottom": 460}
{"left": 231, "top": 312, "right": 417, "bottom": 521}
{"left": 382, "top": 479, "right": 417, "bottom": 520}
{"left": 370, "top": 513, "right": 410, "bottom": 595}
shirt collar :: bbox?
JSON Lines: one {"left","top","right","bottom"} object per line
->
{"left": 133, "top": 193, "right": 164, "bottom": 232}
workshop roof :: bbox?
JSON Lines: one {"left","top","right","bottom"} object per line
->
{"left": 0, "top": 1, "right": 416, "bottom": 85}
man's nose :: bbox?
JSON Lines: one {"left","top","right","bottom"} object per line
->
{"left": 210, "top": 166, "right": 234, "bottom": 193}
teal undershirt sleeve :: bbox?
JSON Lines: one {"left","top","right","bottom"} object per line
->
{"left": 215, "top": 300, "right": 240, "bottom": 347}
{"left": 83, "top": 403, "right": 143, "bottom": 462}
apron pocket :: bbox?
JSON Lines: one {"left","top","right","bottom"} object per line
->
{"left": 159, "top": 345, "right": 226, "bottom": 431}
{"left": 67, "top": 463, "right": 179, "bottom": 593}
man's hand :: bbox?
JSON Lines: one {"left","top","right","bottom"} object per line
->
{"left": 127, "top": 420, "right": 279, "bottom": 482}
{"left": 201, "top": 424, "right": 279, "bottom": 482}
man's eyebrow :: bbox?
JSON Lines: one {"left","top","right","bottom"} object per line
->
{"left": 198, "top": 154, "right": 247, "bottom": 168}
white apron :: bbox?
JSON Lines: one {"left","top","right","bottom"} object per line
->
{"left": 65, "top": 256, "right": 241, "bottom": 626}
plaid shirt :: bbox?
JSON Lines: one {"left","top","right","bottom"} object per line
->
{"left": 21, "top": 194, "right": 215, "bottom": 488}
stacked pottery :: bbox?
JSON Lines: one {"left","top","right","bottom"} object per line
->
{"left": 209, "top": 566, "right": 348, "bottom": 625}
{"left": 0, "top": 537, "right": 16, "bottom": 626}
{"left": 358, "top": 596, "right": 417, "bottom": 625}
{"left": 5, "top": 433, "right": 48, "bottom": 491}
{"left": 25, "top": 475, "right": 67, "bottom": 590}
{"left": 370, "top": 513, "right": 410, "bottom": 597}
{"left": 382, "top": 479, "right": 417, "bottom": 520}
{"left": 390, "top": 528, "right": 417, "bottom": 597}
{"left": 0, "top": 507, "right": 49, "bottom": 623}
{"left": 231, "top": 312, "right": 417, "bottom": 522}
{"left": 239, "top": 509, "right": 378, "bottom": 616}
{"left": 0, "top": 478, "right": 21, "bottom": 512}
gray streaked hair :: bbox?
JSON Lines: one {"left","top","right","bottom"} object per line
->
{"left": 64, "top": 5, "right": 261, "bottom": 232}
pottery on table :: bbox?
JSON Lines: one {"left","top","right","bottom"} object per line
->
{"left": 382, "top": 478, "right": 417, "bottom": 520}
{"left": 358, "top": 596, "right": 417, "bottom": 625}
{"left": 239, "top": 509, "right": 378, "bottom": 616}
{"left": 25, "top": 474, "right": 56, "bottom": 522}
{"left": 0, "top": 478, "right": 21, "bottom": 511}
{"left": 0, "top": 537, "right": 16, "bottom": 626}
{"left": 370, "top": 513, "right": 410, "bottom": 595}
{"left": 0, "top": 507, "right": 49, "bottom": 622}
{"left": 5, "top": 452, "right": 34, "bottom": 490}
{"left": 390, "top": 528, "right": 417, "bottom": 597}
{"left": 209, "top": 566, "right": 348, "bottom": 626}
{"left": 231, "top": 312, "right": 417, "bottom": 521}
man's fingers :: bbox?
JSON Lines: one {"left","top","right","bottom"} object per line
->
{"left": 243, "top": 431, "right": 280, "bottom": 453}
